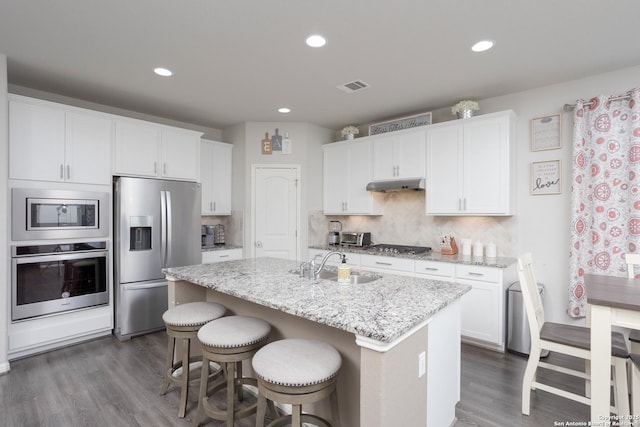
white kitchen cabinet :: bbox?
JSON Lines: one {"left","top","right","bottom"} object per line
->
{"left": 414, "top": 259, "right": 456, "bottom": 282}
{"left": 323, "top": 140, "right": 381, "bottom": 215}
{"left": 114, "top": 118, "right": 201, "bottom": 181}
{"left": 201, "top": 140, "right": 232, "bottom": 215}
{"left": 456, "top": 263, "right": 516, "bottom": 352}
{"left": 426, "top": 110, "right": 516, "bottom": 215}
{"left": 202, "top": 248, "right": 242, "bottom": 263}
{"left": 372, "top": 129, "right": 425, "bottom": 180}
{"left": 9, "top": 95, "right": 112, "bottom": 185}
{"left": 308, "top": 249, "right": 360, "bottom": 267}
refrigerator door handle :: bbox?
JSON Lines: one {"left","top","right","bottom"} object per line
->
{"left": 160, "top": 190, "right": 168, "bottom": 268}
{"left": 165, "top": 190, "right": 173, "bottom": 266}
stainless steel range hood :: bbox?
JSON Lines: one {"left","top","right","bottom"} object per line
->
{"left": 366, "top": 178, "right": 425, "bottom": 192}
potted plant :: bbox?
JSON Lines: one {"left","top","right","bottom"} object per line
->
{"left": 341, "top": 125, "right": 359, "bottom": 140}
{"left": 451, "top": 100, "right": 479, "bottom": 119}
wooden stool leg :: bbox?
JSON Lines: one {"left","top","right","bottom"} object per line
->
{"left": 292, "top": 404, "right": 302, "bottom": 427}
{"left": 193, "top": 355, "right": 210, "bottom": 427}
{"left": 178, "top": 338, "right": 191, "bottom": 418}
{"left": 236, "top": 360, "right": 244, "bottom": 401}
{"left": 159, "top": 335, "right": 175, "bottom": 395}
{"left": 226, "top": 362, "right": 236, "bottom": 427}
{"left": 255, "top": 389, "right": 267, "bottom": 427}
{"left": 330, "top": 389, "right": 341, "bottom": 427}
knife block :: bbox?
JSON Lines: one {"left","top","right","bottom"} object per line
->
{"left": 440, "top": 237, "right": 458, "bottom": 255}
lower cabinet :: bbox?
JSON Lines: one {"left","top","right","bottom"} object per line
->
{"left": 307, "top": 247, "right": 516, "bottom": 351}
{"left": 201, "top": 248, "right": 243, "bottom": 264}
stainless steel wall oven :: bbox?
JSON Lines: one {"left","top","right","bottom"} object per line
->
{"left": 11, "top": 241, "right": 109, "bottom": 321}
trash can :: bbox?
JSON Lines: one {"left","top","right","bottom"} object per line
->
{"left": 507, "top": 281, "right": 546, "bottom": 357}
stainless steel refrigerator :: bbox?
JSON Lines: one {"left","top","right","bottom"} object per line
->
{"left": 113, "top": 177, "right": 201, "bottom": 340}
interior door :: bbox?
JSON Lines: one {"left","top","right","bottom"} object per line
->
{"left": 253, "top": 167, "right": 299, "bottom": 260}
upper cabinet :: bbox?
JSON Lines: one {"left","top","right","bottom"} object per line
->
{"left": 201, "top": 139, "right": 232, "bottom": 215}
{"left": 9, "top": 95, "right": 112, "bottom": 185}
{"left": 372, "top": 129, "right": 426, "bottom": 180}
{"left": 114, "top": 119, "right": 201, "bottom": 181}
{"left": 323, "top": 139, "right": 381, "bottom": 215}
{"left": 426, "top": 110, "right": 517, "bottom": 216}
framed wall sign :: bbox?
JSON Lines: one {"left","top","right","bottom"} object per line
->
{"left": 531, "top": 160, "right": 561, "bottom": 195}
{"left": 368, "top": 111, "right": 432, "bottom": 136}
{"left": 531, "top": 114, "right": 562, "bottom": 151}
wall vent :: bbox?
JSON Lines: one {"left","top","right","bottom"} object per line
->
{"left": 337, "top": 80, "right": 370, "bottom": 93}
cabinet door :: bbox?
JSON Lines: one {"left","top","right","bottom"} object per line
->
{"left": 372, "top": 136, "right": 396, "bottom": 180}
{"left": 114, "top": 120, "right": 160, "bottom": 177}
{"left": 459, "top": 280, "right": 502, "bottom": 344}
{"left": 161, "top": 129, "right": 199, "bottom": 181}
{"left": 463, "top": 117, "right": 509, "bottom": 214}
{"left": 9, "top": 99, "right": 66, "bottom": 182}
{"left": 346, "top": 140, "right": 375, "bottom": 214}
{"left": 395, "top": 131, "right": 425, "bottom": 179}
{"left": 426, "top": 125, "right": 463, "bottom": 214}
{"left": 201, "top": 140, "right": 232, "bottom": 215}
{"left": 323, "top": 144, "right": 349, "bottom": 214}
{"left": 65, "top": 112, "right": 112, "bottom": 185}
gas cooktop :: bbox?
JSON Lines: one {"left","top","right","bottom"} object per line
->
{"left": 367, "top": 244, "right": 432, "bottom": 255}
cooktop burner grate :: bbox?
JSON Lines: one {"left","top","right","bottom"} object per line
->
{"left": 368, "top": 244, "right": 432, "bottom": 255}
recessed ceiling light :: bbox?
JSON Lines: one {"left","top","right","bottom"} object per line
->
{"left": 278, "top": 107, "right": 291, "bottom": 113}
{"left": 306, "top": 34, "right": 327, "bottom": 48}
{"left": 471, "top": 40, "right": 494, "bottom": 52}
{"left": 154, "top": 67, "right": 173, "bottom": 77}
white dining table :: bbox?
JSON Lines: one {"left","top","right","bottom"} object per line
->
{"left": 585, "top": 273, "right": 640, "bottom": 425}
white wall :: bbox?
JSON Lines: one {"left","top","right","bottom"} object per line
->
{"left": 0, "top": 54, "right": 9, "bottom": 373}
{"left": 222, "top": 122, "right": 333, "bottom": 259}
{"left": 479, "top": 64, "right": 640, "bottom": 325}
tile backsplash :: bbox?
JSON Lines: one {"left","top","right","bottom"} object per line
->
{"left": 309, "top": 191, "right": 517, "bottom": 257}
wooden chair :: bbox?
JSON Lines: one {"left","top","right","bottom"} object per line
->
{"left": 516, "top": 253, "right": 630, "bottom": 416}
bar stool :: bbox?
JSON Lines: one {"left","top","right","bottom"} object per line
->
{"left": 159, "top": 301, "right": 226, "bottom": 418}
{"left": 252, "top": 338, "right": 342, "bottom": 427}
{"left": 193, "top": 315, "right": 271, "bottom": 427}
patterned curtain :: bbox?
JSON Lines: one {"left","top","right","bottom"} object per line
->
{"left": 568, "top": 89, "right": 640, "bottom": 317}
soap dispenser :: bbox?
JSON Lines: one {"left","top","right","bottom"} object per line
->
{"left": 338, "top": 255, "right": 351, "bottom": 284}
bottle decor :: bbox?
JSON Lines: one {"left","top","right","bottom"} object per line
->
{"left": 451, "top": 100, "right": 479, "bottom": 119}
{"left": 341, "top": 125, "right": 359, "bottom": 140}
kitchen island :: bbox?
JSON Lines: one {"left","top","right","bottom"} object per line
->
{"left": 164, "top": 257, "right": 470, "bottom": 427}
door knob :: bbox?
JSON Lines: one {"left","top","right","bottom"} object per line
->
{"left": 256, "top": 241, "right": 263, "bottom": 248}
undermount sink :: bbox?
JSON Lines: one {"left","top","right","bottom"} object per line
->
{"left": 318, "top": 270, "right": 380, "bottom": 284}
{"left": 291, "top": 268, "right": 380, "bottom": 284}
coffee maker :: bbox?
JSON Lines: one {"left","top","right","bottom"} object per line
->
{"left": 328, "top": 221, "right": 342, "bottom": 245}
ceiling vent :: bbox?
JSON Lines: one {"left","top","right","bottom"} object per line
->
{"left": 337, "top": 80, "right": 370, "bottom": 94}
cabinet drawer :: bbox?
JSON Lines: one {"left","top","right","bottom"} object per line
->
{"left": 414, "top": 260, "right": 455, "bottom": 279}
{"left": 202, "top": 249, "right": 242, "bottom": 263}
{"left": 360, "top": 254, "right": 414, "bottom": 275}
{"left": 456, "top": 264, "right": 502, "bottom": 283}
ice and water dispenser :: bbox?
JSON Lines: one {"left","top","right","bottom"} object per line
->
{"left": 129, "top": 216, "right": 152, "bottom": 251}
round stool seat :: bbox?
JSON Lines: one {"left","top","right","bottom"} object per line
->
{"left": 162, "top": 301, "right": 226, "bottom": 327}
{"left": 253, "top": 338, "right": 342, "bottom": 387}
{"left": 198, "top": 315, "right": 271, "bottom": 348}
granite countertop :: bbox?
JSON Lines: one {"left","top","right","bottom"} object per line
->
{"left": 163, "top": 257, "right": 470, "bottom": 344}
{"left": 201, "top": 244, "right": 243, "bottom": 252}
{"left": 309, "top": 245, "right": 516, "bottom": 268}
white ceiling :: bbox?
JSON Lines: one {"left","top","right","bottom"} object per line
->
{"left": 1, "top": 0, "right": 639, "bottom": 131}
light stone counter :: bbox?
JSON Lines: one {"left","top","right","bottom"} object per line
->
{"left": 163, "top": 257, "right": 469, "bottom": 344}
{"left": 163, "top": 257, "right": 469, "bottom": 426}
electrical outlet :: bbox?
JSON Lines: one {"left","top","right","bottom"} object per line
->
{"left": 418, "top": 351, "right": 426, "bottom": 378}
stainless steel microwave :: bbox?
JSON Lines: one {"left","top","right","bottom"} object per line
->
{"left": 12, "top": 188, "right": 109, "bottom": 241}
{"left": 340, "top": 231, "right": 372, "bottom": 246}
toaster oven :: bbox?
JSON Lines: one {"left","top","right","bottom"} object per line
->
{"left": 340, "top": 232, "right": 371, "bottom": 247}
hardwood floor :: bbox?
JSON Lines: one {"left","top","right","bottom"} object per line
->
{"left": 0, "top": 332, "right": 591, "bottom": 426}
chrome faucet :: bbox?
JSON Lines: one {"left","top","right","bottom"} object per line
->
{"left": 310, "top": 251, "right": 345, "bottom": 280}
